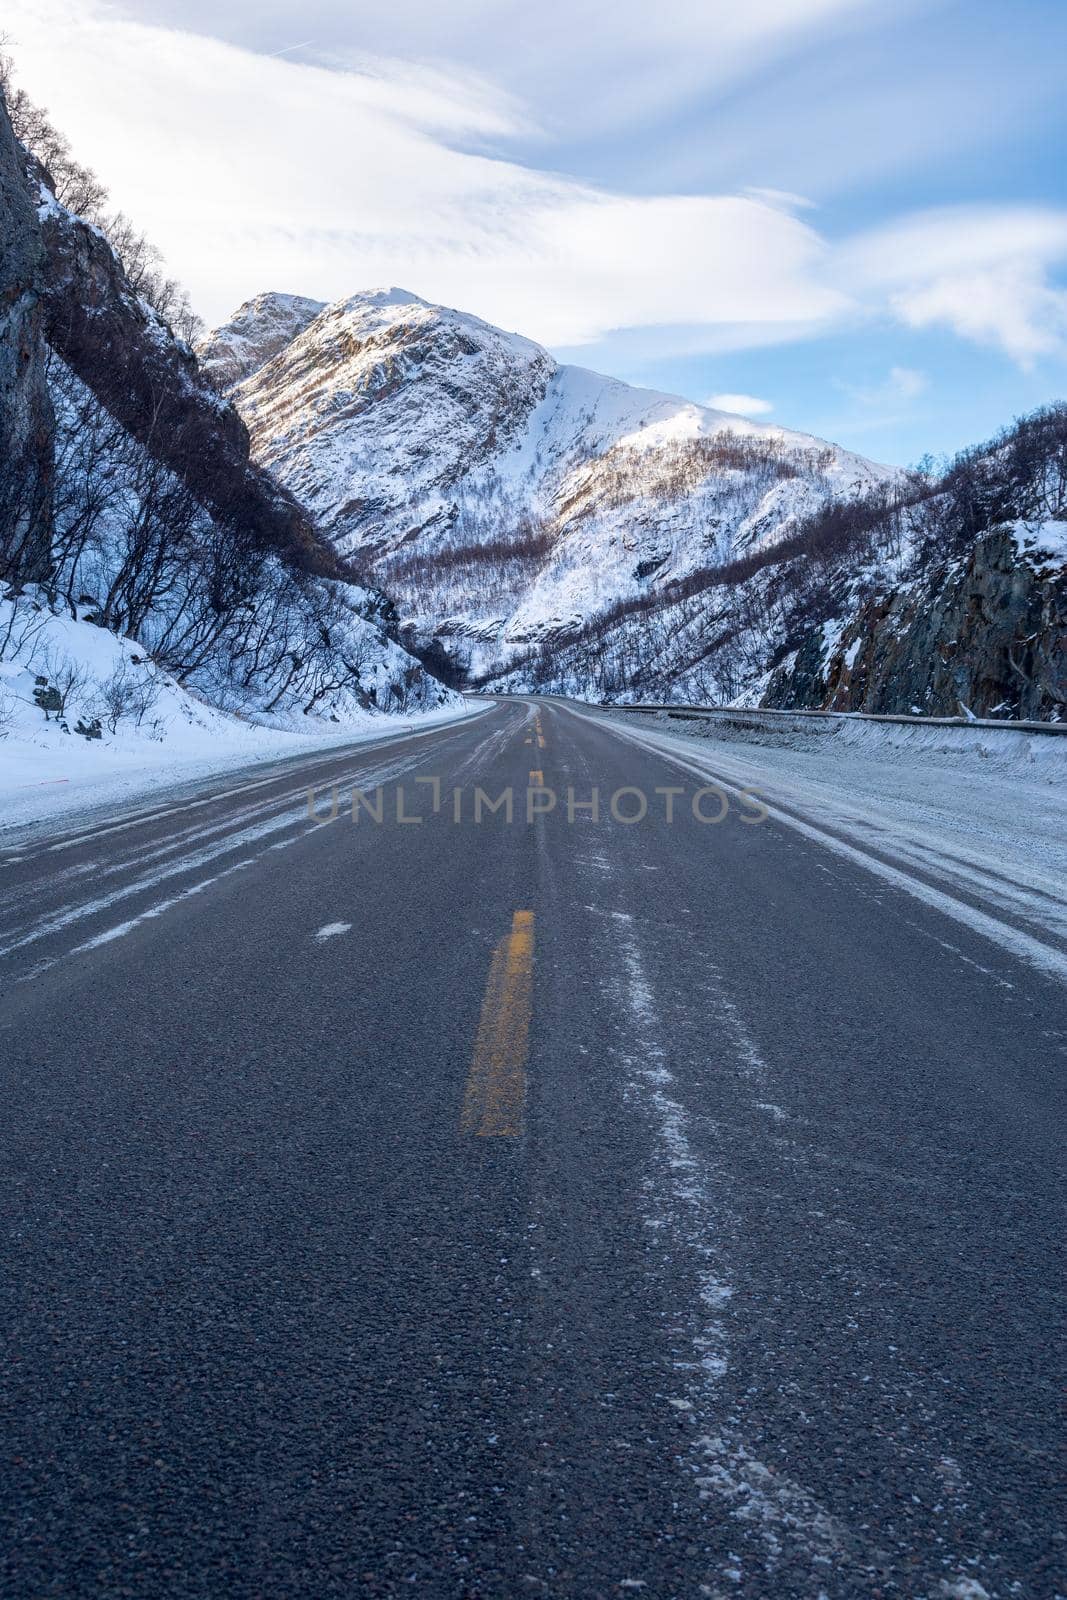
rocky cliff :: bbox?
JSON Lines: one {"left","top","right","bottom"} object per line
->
{"left": 196, "top": 291, "right": 326, "bottom": 391}
{"left": 766, "top": 523, "right": 1067, "bottom": 720}
{"left": 0, "top": 94, "right": 52, "bottom": 583}
{"left": 36, "top": 190, "right": 340, "bottom": 578}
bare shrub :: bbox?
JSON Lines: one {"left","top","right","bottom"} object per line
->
{"left": 34, "top": 648, "right": 86, "bottom": 722}
{"left": 93, "top": 659, "right": 162, "bottom": 733}
{"left": 0, "top": 586, "right": 51, "bottom": 664}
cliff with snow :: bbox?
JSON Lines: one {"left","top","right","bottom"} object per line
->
{"left": 0, "top": 88, "right": 458, "bottom": 783}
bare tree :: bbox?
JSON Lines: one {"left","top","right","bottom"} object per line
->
{"left": 0, "top": 47, "right": 202, "bottom": 340}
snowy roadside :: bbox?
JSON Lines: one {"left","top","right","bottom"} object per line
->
{"left": 577, "top": 702, "right": 1067, "bottom": 955}
{"left": 0, "top": 677, "right": 485, "bottom": 838}
{"left": 0, "top": 592, "right": 482, "bottom": 835}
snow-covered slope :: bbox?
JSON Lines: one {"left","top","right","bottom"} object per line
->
{"left": 205, "top": 288, "right": 895, "bottom": 677}
{"left": 196, "top": 291, "right": 326, "bottom": 391}
{"left": 8, "top": 176, "right": 460, "bottom": 768}
{"left": 0, "top": 587, "right": 479, "bottom": 834}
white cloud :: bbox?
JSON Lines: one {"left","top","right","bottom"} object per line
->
{"left": 706, "top": 393, "right": 775, "bottom": 415}
{"left": 891, "top": 268, "right": 1067, "bottom": 369}
{"left": 105, "top": 0, "right": 889, "bottom": 145}
{"left": 841, "top": 205, "right": 1067, "bottom": 283}
{"left": 2, "top": 0, "right": 847, "bottom": 342}
{"left": 841, "top": 366, "right": 927, "bottom": 408}
{"left": 841, "top": 207, "right": 1067, "bottom": 367}
{"left": 741, "top": 187, "right": 817, "bottom": 213}
{"left": 5, "top": 2, "right": 1067, "bottom": 372}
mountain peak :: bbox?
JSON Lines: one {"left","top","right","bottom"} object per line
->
{"left": 205, "top": 286, "right": 894, "bottom": 683}
{"left": 335, "top": 286, "right": 430, "bottom": 312}
{"left": 196, "top": 291, "right": 327, "bottom": 390}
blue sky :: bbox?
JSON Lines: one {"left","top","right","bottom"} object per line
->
{"left": 6, "top": 0, "right": 1066, "bottom": 465}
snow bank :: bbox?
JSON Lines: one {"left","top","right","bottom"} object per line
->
{"left": 0, "top": 596, "right": 477, "bottom": 833}
{"left": 637, "top": 705, "right": 1067, "bottom": 774}
{"left": 828, "top": 711, "right": 1067, "bottom": 772}
{"left": 600, "top": 705, "right": 1067, "bottom": 950}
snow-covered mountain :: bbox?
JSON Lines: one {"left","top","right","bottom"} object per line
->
{"left": 200, "top": 288, "right": 895, "bottom": 677}
{"left": 197, "top": 291, "right": 326, "bottom": 392}
{"left": 0, "top": 87, "right": 458, "bottom": 762}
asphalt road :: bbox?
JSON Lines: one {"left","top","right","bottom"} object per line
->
{"left": 1, "top": 697, "right": 1063, "bottom": 1599}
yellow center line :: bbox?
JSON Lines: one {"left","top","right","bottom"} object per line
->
{"left": 461, "top": 910, "right": 535, "bottom": 1137}
{"left": 529, "top": 769, "right": 544, "bottom": 785}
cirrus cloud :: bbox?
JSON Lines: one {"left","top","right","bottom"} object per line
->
{"left": 840, "top": 206, "right": 1067, "bottom": 367}
{"left": 4, "top": 0, "right": 1067, "bottom": 373}
{"left": 2, "top": 0, "right": 848, "bottom": 343}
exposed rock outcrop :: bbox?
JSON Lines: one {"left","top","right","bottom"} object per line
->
{"left": 766, "top": 525, "right": 1067, "bottom": 720}
{"left": 36, "top": 193, "right": 340, "bottom": 577}
{"left": 0, "top": 92, "right": 52, "bottom": 582}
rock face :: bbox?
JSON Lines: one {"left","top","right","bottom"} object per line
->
{"left": 196, "top": 291, "right": 326, "bottom": 391}
{"left": 0, "top": 103, "right": 456, "bottom": 725}
{"left": 37, "top": 197, "right": 338, "bottom": 576}
{"left": 204, "top": 286, "right": 892, "bottom": 675}
{"left": 0, "top": 91, "right": 52, "bottom": 582}
{"left": 766, "top": 525, "right": 1067, "bottom": 720}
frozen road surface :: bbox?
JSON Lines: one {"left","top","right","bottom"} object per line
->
{"left": 1, "top": 697, "right": 1063, "bottom": 1598}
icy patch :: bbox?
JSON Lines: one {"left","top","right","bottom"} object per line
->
{"left": 753, "top": 1101, "right": 788, "bottom": 1121}
{"left": 610, "top": 930, "right": 733, "bottom": 1384}
{"left": 601, "top": 925, "right": 863, "bottom": 1585}
{"left": 595, "top": 898, "right": 993, "bottom": 1592}
{"left": 1011, "top": 516, "right": 1067, "bottom": 564}
{"left": 315, "top": 921, "right": 352, "bottom": 940}
{"left": 693, "top": 1437, "right": 845, "bottom": 1563}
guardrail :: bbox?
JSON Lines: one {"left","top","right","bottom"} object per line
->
{"left": 605, "top": 702, "right": 1067, "bottom": 736}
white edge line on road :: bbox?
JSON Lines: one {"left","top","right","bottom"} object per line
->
{"left": 20, "top": 833, "right": 308, "bottom": 981}
{"left": 1, "top": 743, "right": 433, "bottom": 962}
{"left": 565, "top": 702, "right": 1067, "bottom": 985}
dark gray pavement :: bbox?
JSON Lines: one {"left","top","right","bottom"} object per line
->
{"left": 0, "top": 697, "right": 1063, "bottom": 1598}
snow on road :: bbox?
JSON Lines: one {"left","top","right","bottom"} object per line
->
{"left": 580, "top": 706, "right": 1067, "bottom": 963}
{"left": 1, "top": 683, "right": 485, "bottom": 839}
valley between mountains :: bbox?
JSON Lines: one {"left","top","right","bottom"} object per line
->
{"left": 200, "top": 287, "right": 1067, "bottom": 718}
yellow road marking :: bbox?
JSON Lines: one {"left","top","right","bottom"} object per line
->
{"left": 529, "top": 769, "right": 544, "bottom": 785}
{"left": 461, "top": 911, "right": 535, "bottom": 1137}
